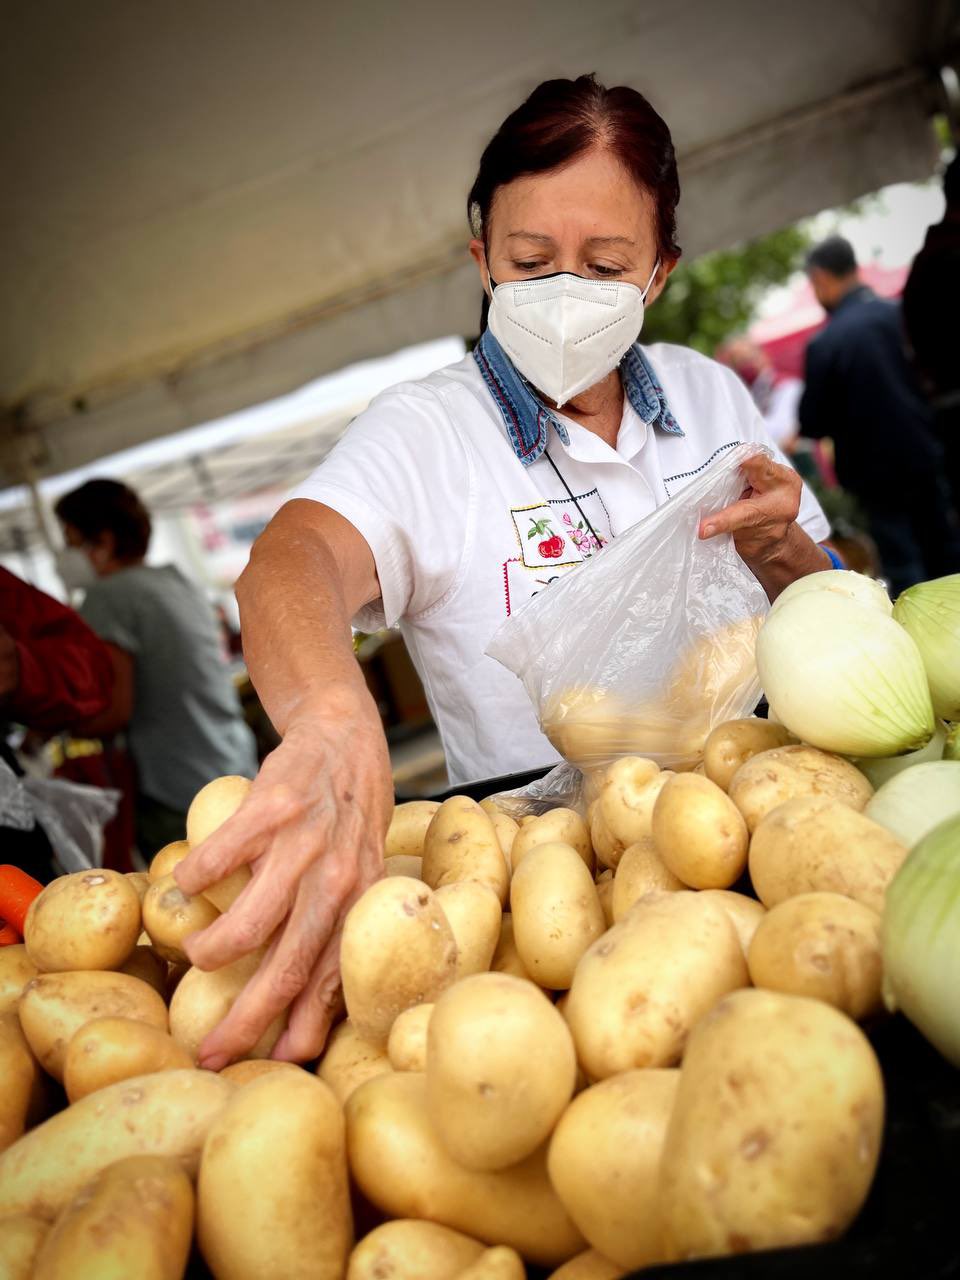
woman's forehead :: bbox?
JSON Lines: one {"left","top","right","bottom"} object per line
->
{"left": 488, "top": 150, "right": 654, "bottom": 241}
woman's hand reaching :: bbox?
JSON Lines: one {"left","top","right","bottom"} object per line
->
{"left": 174, "top": 697, "right": 393, "bottom": 1069}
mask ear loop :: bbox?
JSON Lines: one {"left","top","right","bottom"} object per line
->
{"left": 640, "top": 258, "right": 661, "bottom": 301}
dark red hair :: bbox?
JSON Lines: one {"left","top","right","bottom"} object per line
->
{"left": 468, "top": 74, "right": 681, "bottom": 263}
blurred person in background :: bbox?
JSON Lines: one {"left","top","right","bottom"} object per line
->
{"left": 716, "top": 336, "right": 802, "bottom": 451}
{"left": 54, "top": 480, "right": 257, "bottom": 858}
{"left": 800, "top": 235, "right": 960, "bottom": 596}
{"left": 0, "top": 567, "right": 121, "bottom": 877}
{"left": 903, "top": 153, "right": 960, "bottom": 511}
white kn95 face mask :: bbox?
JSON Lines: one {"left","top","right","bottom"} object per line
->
{"left": 487, "top": 261, "right": 659, "bottom": 407}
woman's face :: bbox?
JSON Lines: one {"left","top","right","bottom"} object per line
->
{"left": 470, "top": 147, "right": 674, "bottom": 303}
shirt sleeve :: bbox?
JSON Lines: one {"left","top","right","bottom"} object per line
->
{"left": 79, "top": 583, "right": 140, "bottom": 655}
{"left": 287, "top": 382, "right": 472, "bottom": 631}
{"left": 716, "top": 362, "right": 831, "bottom": 545}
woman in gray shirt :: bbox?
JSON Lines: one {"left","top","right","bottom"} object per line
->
{"left": 55, "top": 480, "right": 257, "bottom": 858}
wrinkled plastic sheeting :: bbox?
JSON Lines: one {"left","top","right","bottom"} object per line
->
{"left": 488, "top": 761, "right": 586, "bottom": 820}
{"left": 0, "top": 759, "right": 119, "bottom": 873}
{"left": 486, "top": 444, "right": 771, "bottom": 774}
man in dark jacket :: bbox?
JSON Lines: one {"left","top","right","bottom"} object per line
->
{"left": 799, "top": 235, "right": 960, "bottom": 596}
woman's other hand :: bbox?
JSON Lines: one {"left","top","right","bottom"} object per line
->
{"left": 698, "top": 454, "right": 830, "bottom": 599}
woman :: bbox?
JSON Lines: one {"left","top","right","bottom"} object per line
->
{"left": 54, "top": 479, "right": 258, "bottom": 858}
{"left": 176, "top": 76, "right": 833, "bottom": 1067}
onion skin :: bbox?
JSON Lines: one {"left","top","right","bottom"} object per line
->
{"left": 882, "top": 813, "right": 960, "bottom": 1066}
{"left": 893, "top": 575, "right": 960, "bottom": 722}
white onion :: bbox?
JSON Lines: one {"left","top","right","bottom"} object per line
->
{"left": 893, "top": 574, "right": 960, "bottom": 721}
{"left": 757, "top": 593, "right": 935, "bottom": 758}
{"left": 770, "top": 569, "right": 893, "bottom": 617}
{"left": 883, "top": 812, "right": 960, "bottom": 1065}
{"left": 855, "top": 724, "right": 947, "bottom": 790}
{"left": 865, "top": 760, "right": 960, "bottom": 847}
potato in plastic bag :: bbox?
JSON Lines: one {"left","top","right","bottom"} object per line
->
{"left": 486, "top": 445, "right": 769, "bottom": 773}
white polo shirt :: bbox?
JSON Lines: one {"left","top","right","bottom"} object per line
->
{"left": 291, "top": 342, "right": 829, "bottom": 785}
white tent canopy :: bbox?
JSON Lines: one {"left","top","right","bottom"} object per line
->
{"left": 1, "top": 0, "right": 954, "bottom": 488}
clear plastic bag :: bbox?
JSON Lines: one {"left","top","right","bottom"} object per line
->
{"left": 486, "top": 443, "right": 770, "bottom": 774}
{"left": 0, "top": 759, "right": 119, "bottom": 873}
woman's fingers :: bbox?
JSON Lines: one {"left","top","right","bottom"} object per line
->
{"left": 182, "top": 814, "right": 336, "bottom": 970}
{"left": 174, "top": 781, "right": 299, "bottom": 897}
{"left": 270, "top": 927, "right": 348, "bottom": 1063}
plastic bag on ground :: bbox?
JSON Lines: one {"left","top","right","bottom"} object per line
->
{"left": 486, "top": 443, "right": 770, "bottom": 775}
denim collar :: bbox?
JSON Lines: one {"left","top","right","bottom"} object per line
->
{"left": 473, "top": 328, "right": 684, "bottom": 466}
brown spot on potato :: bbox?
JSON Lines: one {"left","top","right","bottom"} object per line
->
{"left": 727, "top": 1233, "right": 751, "bottom": 1252}
{"left": 740, "top": 1129, "right": 770, "bottom": 1160}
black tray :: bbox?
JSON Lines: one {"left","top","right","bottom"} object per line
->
{"left": 438, "top": 771, "right": 960, "bottom": 1280}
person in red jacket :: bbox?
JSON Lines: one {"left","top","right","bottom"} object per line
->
{"left": 0, "top": 567, "right": 133, "bottom": 877}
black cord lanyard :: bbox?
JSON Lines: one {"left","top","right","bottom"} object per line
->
{"left": 542, "top": 440, "right": 606, "bottom": 549}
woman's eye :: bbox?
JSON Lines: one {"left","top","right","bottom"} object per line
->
{"left": 591, "top": 264, "right": 625, "bottom": 277}
{"left": 513, "top": 260, "right": 546, "bottom": 272}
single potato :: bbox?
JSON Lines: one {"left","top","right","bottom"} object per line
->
{"left": 186, "top": 775, "right": 253, "bottom": 911}
{"left": 728, "top": 745, "right": 872, "bottom": 833}
{"left": 749, "top": 795, "right": 908, "bottom": 913}
{"left": 0, "top": 1012, "right": 43, "bottom": 1154}
{"left": 346, "top": 1219, "right": 484, "bottom": 1280}
{"left": 652, "top": 773, "right": 748, "bottom": 889}
{"left": 341, "top": 877, "right": 458, "bottom": 1045}
{"left": 547, "top": 1069, "right": 679, "bottom": 1270}
{"left": 595, "top": 870, "right": 616, "bottom": 928}
{"left": 148, "top": 840, "right": 191, "bottom": 882}
{"left": 592, "top": 758, "right": 669, "bottom": 869}
{"left": 696, "top": 891, "right": 766, "bottom": 956}
{"left": 434, "top": 881, "right": 502, "bottom": 980}
{"left": 118, "top": 945, "right": 168, "bottom": 998}
{"left": 0, "top": 945, "right": 37, "bottom": 1014}
{"left": 491, "top": 812, "right": 520, "bottom": 866}
{"left": 565, "top": 891, "right": 747, "bottom": 1079}
{"left": 316, "top": 1019, "right": 393, "bottom": 1105}
{"left": 490, "top": 914, "right": 540, "bottom": 985}
{"left": 510, "top": 843, "right": 605, "bottom": 989}
{"left": 18, "top": 971, "right": 168, "bottom": 1080}
{"left": 346, "top": 1071, "right": 585, "bottom": 1265}
{"left": 218, "top": 1059, "right": 305, "bottom": 1086}
{"left": 457, "top": 1246, "right": 526, "bottom": 1279}
{"left": 747, "top": 892, "right": 883, "bottom": 1020}
{"left": 511, "top": 808, "right": 593, "bottom": 874}
{"left": 31, "top": 1155, "right": 193, "bottom": 1280}
{"left": 422, "top": 797, "right": 510, "bottom": 905}
{"left": 546, "top": 1251, "right": 621, "bottom": 1280}
{"left": 611, "top": 838, "right": 684, "bottom": 922}
{"left": 703, "top": 718, "right": 796, "bottom": 792}
{"left": 63, "top": 1016, "right": 194, "bottom": 1103}
{"left": 0, "top": 1215, "right": 49, "bottom": 1280}
{"left": 659, "top": 989, "right": 884, "bottom": 1260}
{"left": 385, "top": 800, "right": 440, "bottom": 858}
{"left": 142, "top": 873, "right": 220, "bottom": 964}
{"left": 198, "top": 1071, "right": 352, "bottom": 1280}
{"left": 24, "top": 871, "right": 141, "bottom": 973}
{"left": 426, "top": 973, "right": 577, "bottom": 1171}
{"left": 125, "top": 871, "right": 152, "bottom": 902}
{"left": 383, "top": 854, "right": 423, "bottom": 879}
{"left": 169, "top": 949, "right": 286, "bottom": 1062}
{"left": 387, "top": 1002, "right": 433, "bottom": 1072}
{"left": 0, "top": 1069, "right": 234, "bottom": 1220}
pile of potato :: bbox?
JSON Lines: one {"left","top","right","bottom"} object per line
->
{"left": 0, "top": 725, "right": 903, "bottom": 1278}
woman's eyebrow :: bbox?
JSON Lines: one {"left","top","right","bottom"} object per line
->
{"left": 586, "top": 235, "right": 637, "bottom": 247}
{"left": 506, "top": 230, "right": 555, "bottom": 243}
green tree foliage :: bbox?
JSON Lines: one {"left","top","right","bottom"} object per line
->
{"left": 642, "top": 224, "right": 812, "bottom": 355}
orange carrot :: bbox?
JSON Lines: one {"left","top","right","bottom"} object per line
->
{"left": 0, "top": 865, "right": 44, "bottom": 935}
{"left": 0, "top": 921, "right": 20, "bottom": 946}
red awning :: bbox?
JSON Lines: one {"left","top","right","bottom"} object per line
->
{"left": 750, "top": 263, "right": 909, "bottom": 377}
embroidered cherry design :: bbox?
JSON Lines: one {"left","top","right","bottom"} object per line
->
{"left": 528, "top": 517, "right": 565, "bottom": 559}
